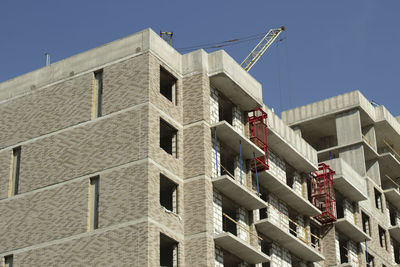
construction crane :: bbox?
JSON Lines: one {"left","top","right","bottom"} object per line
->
{"left": 240, "top": 26, "right": 285, "bottom": 72}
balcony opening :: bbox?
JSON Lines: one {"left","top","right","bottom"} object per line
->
{"left": 160, "top": 67, "right": 177, "bottom": 104}
{"left": 160, "top": 174, "right": 178, "bottom": 213}
{"left": 374, "top": 188, "right": 383, "bottom": 212}
{"left": 339, "top": 236, "right": 348, "bottom": 263}
{"left": 259, "top": 192, "right": 268, "bottom": 220}
{"left": 219, "top": 145, "right": 235, "bottom": 178}
{"left": 336, "top": 193, "right": 344, "bottom": 219}
{"left": 218, "top": 95, "right": 233, "bottom": 125}
{"left": 222, "top": 198, "right": 238, "bottom": 236}
{"left": 378, "top": 225, "right": 387, "bottom": 250}
{"left": 160, "top": 119, "right": 178, "bottom": 158}
{"left": 261, "top": 241, "right": 272, "bottom": 267}
{"left": 310, "top": 223, "right": 321, "bottom": 251}
{"left": 362, "top": 212, "right": 371, "bottom": 236}
{"left": 160, "top": 233, "right": 178, "bottom": 267}
{"left": 389, "top": 203, "right": 397, "bottom": 226}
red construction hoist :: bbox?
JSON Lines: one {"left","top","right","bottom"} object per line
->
{"left": 248, "top": 108, "right": 269, "bottom": 172}
{"left": 311, "top": 163, "right": 337, "bottom": 224}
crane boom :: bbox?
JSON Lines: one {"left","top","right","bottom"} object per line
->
{"left": 241, "top": 26, "right": 285, "bottom": 72}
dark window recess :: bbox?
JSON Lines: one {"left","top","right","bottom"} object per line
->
{"left": 160, "top": 67, "right": 177, "bottom": 104}
{"left": 160, "top": 233, "right": 178, "bottom": 267}
{"left": 89, "top": 176, "right": 100, "bottom": 230}
{"left": 10, "top": 146, "right": 21, "bottom": 196}
{"left": 160, "top": 119, "right": 178, "bottom": 157}
{"left": 94, "top": 70, "right": 103, "bottom": 118}
{"left": 379, "top": 226, "right": 387, "bottom": 249}
{"left": 374, "top": 188, "right": 383, "bottom": 211}
{"left": 366, "top": 253, "right": 374, "bottom": 267}
{"left": 160, "top": 174, "right": 178, "bottom": 213}
{"left": 362, "top": 212, "right": 371, "bottom": 236}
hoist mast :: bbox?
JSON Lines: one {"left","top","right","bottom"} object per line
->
{"left": 241, "top": 26, "right": 285, "bottom": 72}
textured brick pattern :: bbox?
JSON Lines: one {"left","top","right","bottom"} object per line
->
{"left": 0, "top": 150, "right": 10, "bottom": 199}
{"left": 182, "top": 73, "right": 210, "bottom": 125}
{"left": 15, "top": 223, "right": 148, "bottom": 266}
{"left": 184, "top": 235, "right": 215, "bottom": 267}
{"left": 102, "top": 53, "right": 150, "bottom": 115}
{"left": 0, "top": 74, "right": 92, "bottom": 149}
{"left": 18, "top": 106, "right": 149, "bottom": 193}
{"left": 0, "top": 178, "right": 87, "bottom": 252}
{"left": 98, "top": 162, "right": 148, "bottom": 229}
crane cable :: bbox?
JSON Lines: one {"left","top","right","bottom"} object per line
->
{"left": 177, "top": 32, "right": 268, "bottom": 52}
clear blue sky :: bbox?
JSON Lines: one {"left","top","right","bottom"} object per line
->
{"left": 1, "top": 1, "right": 399, "bottom": 115}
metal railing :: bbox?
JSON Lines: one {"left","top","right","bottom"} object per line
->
{"left": 223, "top": 212, "right": 263, "bottom": 241}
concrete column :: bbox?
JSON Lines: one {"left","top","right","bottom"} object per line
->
{"left": 232, "top": 105, "right": 244, "bottom": 134}
{"left": 213, "top": 191, "right": 223, "bottom": 234}
{"left": 339, "top": 144, "right": 366, "bottom": 176}
{"left": 366, "top": 159, "right": 381, "bottom": 186}
{"left": 335, "top": 109, "right": 362, "bottom": 145}
{"left": 236, "top": 207, "right": 249, "bottom": 242}
{"left": 210, "top": 87, "right": 219, "bottom": 124}
{"left": 234, "top": 155, "right": 246, "bottom": 185}
{"left": 214, "top": 246, "right": 224, "bottom": 267}
{"left": 336, "top": 109, "right": 366, "bottom": 176}
{"left": 292, "top": 171, "right": 303, "bottom": 196}
{"left": 362, "top": 124, "right": 377, "bottom": 150}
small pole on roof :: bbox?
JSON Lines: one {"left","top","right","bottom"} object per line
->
{"left": 160, "top": 31, "right": 173, "bottom": 46}
{"left": 45, "top": 53, "right": 50, "bottom": 66}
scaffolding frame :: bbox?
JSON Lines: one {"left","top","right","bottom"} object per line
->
{"left": 311, "top": 163, "right": 337, "bottom": 224}
{"left": 248, "top": 108, "right": 269, "bottom": 172}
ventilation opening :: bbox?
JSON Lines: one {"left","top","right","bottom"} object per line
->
{"left": 160, "top": 174, "right": 178, "bottom": 213}
{"left": 160, "top": 233, "right": 178, "bottom": 267}
{"left": 92, "top": 69, "right": 103, "bottom": 119}
{"left": 160, "top": 119, "right": 178, "bottom": 158}
{"left": 89, "top": 176, "right": 100, "bottom": 231}
{"left": 160, "top": 67, "right": 177, "bottom": 104}
{"left": 10, "top": 146, "right": 21, "bottom": 197}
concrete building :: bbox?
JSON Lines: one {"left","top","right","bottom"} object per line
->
{"left": 283, "top": 91, "right": 400, "bottom": 267}
{"left": 0, "top": 28, "right": 398, "bottom": 267}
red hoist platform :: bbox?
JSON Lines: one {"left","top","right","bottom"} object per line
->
{"left": 248, "top": 108, "right": 269, "bottom": 172}
{"left": 311, "top": 163, "right": 337, "bottom": 224}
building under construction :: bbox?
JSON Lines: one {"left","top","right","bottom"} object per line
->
{"left": 0, "top": 28, "right": 399, "bottom": 267}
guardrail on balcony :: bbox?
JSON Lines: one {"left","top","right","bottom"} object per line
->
{"left": 223, "top": 212, "right": 263, "bottom": 241}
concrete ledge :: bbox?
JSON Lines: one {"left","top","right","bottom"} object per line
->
{"left": 257, "top": 170, "right": 321, "bottom": 216}
{"left": 318, "top": 140, "right": 378, "bottom": 162}
{"left": 323, "top": 158, "right": 367, "bottom": 202}
{"left": 214, "top": 231, "right": 270, "bottom": 264}
{"left": 384, "top": 188, "right": 400, "bottom": 209}
{"left": 211, "top": 121, "right": 264, "bottom": 159}
{"left": 389, "top": 225, "right": 400, "bottom": 242}
{"left": 264, "top": 105, "right": 318, "bottom": 173}
{"left": 208, "top": 50, "right": 263, "bottom": 111}
{"left": 212, "top": 175, "right": 267, "bottom": 210}
{"left": 379, "top": 152, "right": 400, "bottom": 179}
{"left": 255, "top": 218, "right": 324, "bottom": 262}
{"left": 335, "top": 218, "right": 371, "bottom": 242}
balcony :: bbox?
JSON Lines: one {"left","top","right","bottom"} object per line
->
{"left": 211, "top": 121, "right": 264, "bottom": 159}
{"left": 214, "top": 232, "right": 270, "bottom": 264}
{"left": 212, "top": 175, "right": 267, "bottom": 210}
{"left": 257, "top": 169, "right": 321, "bottom": 217}
{"left": 334, "top": 218, "right": 371, "bottom": 242}
{"left": 323, "top": 158, "right": 368, "bottom": 202}
{"left": 255, "top": 217, "right": 324, "bottom": 262}
{"left": 378, "top": 152, "right": 400, "bottom": 178}
{"left": 389, "top": 225, "right": 400, "bottom": 242}
{"left": 384, "top": 188, "right": 400, "bottom": 209}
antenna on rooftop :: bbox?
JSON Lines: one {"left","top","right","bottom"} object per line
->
{"left": 45, "top": 53, "right": 51, "bottom": 66}
{"left": 160, "top": 31, "right": 173, "bottom": 46}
